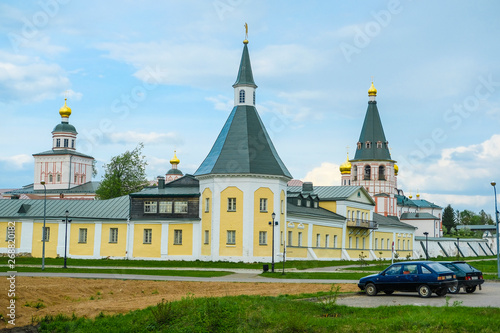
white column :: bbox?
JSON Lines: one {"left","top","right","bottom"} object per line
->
{"left": 161, "top": 222, "right": 169, "bottom": 258}
{"left": 93, "top": 222, "right": 102, "bottom": 258}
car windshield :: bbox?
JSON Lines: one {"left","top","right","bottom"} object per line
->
{"left": 426, "top": 263, "right": 450, "bottom": 273}
{"left": 454, "top": 263, "right": 478, "bottom": 272}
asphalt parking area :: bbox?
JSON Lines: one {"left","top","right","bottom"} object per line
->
{"left": 336, "top": 282, "right": 500, "bottom": 308}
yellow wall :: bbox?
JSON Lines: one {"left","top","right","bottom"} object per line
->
{"left": 101, "top": 223, "right": 128, "bottom": 257}
{"left": 373, "top": 231, "right": 394, "bottom": 250}
{"left": 347, "top": 249, "right": 371, "bottom": 259}
{"left": 69, "top": 223, "right": 95, "bottom": 256}
{"left": 319, "top": 201, "right": 337, "bottom": 213}
{"left": 168, "top": 223, "right": 193, "bottom": 256}
{"left": 133, "top": 224, "right": 161, "bottom": 258}
{"left": 286, "top": 222, "right": 309, "bottom": 258}
{"left": 315, "top": 248, "right": 343, "bottom": 259}
{"left": 311, "top": 225, "right": 343, "bottom": 248}
{"left": 219, "top": 187, "right": 243, "bottom": 257}
{"left": 346, "top": 206, "right": 371, "bottom": 220}
{"left": 253, "top": 187, "right": 274, "bottom": 257}
{"left": 201, "top": 188, "right": 212, "bottom": 256}
{"left": 280, "top": 190, "right": 285, "bottom": 253}
{"left": 32, "top": 222, "right": 59, "bottom": 258}
{"left": 0, "top": 221, "right": 22, "bottom": 248}
{"left": 346, "top": 228, "right": 370, "bottom": 250}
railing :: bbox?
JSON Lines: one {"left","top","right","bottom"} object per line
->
{"left": 346, "top": 219, "right": 378, "bottom": 229}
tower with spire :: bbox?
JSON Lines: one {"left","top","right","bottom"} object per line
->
{"left": 33, "top": 99, "right": 94, "bottom": 191}
{"left": 195, "top": 27, "right": 292, "bottom": 262}
{"left": 343, "top": 83, "right": 398, "bottom": 216}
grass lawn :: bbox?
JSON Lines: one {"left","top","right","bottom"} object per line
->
{"left": 35, "top": 294, "right": 500, "bottom": 332}
{"left": 261, "top": 271, "right": 366, "bottom": 280}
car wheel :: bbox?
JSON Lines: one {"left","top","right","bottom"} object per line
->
{"left": 365, "top": 283, "right": 377, "bottom": 296}
{"left": 436, "top": 288, "right": 447, "bottom": 297}
{"left": 418, "top": 284, "right": 432, "bottom": 298}
{"left": 465, "top": 286, "right": 476, "bottom": 293}
{"left": 448, "top": 285, "right": 460, "bottom": 294}
{"left": 384, "top": 290, "right": 394, "bottom": 295}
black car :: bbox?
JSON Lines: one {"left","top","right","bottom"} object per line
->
{"left": 358, "top": 261, "right": 457, "bottom": 298}
{"left": 439, "top": 261, "right": 484, "bottom": 293}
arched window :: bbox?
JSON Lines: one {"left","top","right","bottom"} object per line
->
{"left": 56, "top": 174, "right": 61, "bottom": 182}
{"left": 353, "top": 165, "right": 358, "bottom": 181}
{"left": 357, "top": 142, "right": 362, "bottom": 149}
{"left": 239, "top": 89, "right": 245, "bottom": 103}
{"left": 377, "top": 141, "right": 382, "bottom": 148}
{"left": 253, "top": 91, "right": 255, "bottom": 105}
{"left": 48, "top": 174, "right": 53, "bottom": 182}
{"left": 364, "top": 165, "right": 371, "bottom": 180}
{"left": 365, "top": 141, "right": 371, "bottom": 149}
{"left": 379, "top": 165, "right": 385, "bottom": 180}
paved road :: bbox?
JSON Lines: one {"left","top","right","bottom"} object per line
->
{"left": 336, "top": 282, "right": 500, "bottom": 308}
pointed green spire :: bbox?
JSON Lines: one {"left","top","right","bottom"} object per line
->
{"left": 353, "top": 83, "right": 392, "bottom": 161}
{"left": 233, "top": 43, "right": 257, "bottom": 88}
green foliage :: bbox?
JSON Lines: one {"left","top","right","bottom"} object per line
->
{"left": 24, "top": 299, "right": 46, "bottom": 309}
{"left": 322, "top": 284, "right": 341, "bottom": 314}
{"left": 442, "top": 204, "right": 456, "bottom": 233}
{"left": 36, "top": 295, "right": 500, "bottom": 332}
{"left": 95, "top": 143, "right": 148, "bottom": 199}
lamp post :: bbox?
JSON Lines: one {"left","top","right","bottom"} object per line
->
{"left": 63, "top": 210, "right": 72, "bottom": 269}
{"left": 457, "top": 237, "right": 460, "bottom": 259}
{"left": 41, "top": 181, "right": 47, "bottom": 271}
{"left": 269, "top": 212, "right": 277, "bottom": 273}
{"left": 423, "top": 232, "right": 429, "bottom": 260}
{"left": 491, "top": 182, "right": 500, "bottom": 278}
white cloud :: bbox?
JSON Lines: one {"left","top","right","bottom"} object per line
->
{"left": 421, "top": 193, "right": 490, "bottom": 211}
{"left": 105, "top": 131, "right": 181, "bottom": 145}
{"left": 0, "top": 154, "right": 32, "bottom": 168}
{"left": 0, "top": 50, "right": 72, "bottom": 103}
{"left": 206, "top": 95, "right": 233, "bottom": 111}
{"left": 302, "top": 162, "right": 341, "bottom": 186}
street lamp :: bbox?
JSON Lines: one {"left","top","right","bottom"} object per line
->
{"left": 457, "top": 237, "right": 460, "bottom": 259}
{"left": 268, "top": 212, "right": 277, "bottom": 273}
{"left": 41, "top": 181, "right": 47, "bottom": 271}
{"left": 491, "top": 182, "right": 500, "bottom": 278}
{"left": 423, "top": 232, "right": 429, "bottom": 260}
{"left": 62, "top": 210, "right": 72, "bottom": 269}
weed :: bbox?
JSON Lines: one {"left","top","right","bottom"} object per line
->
{"left": 322, "top": 284, "right": 341, "bottom": 314}
{"left": 24, "top": 300, "right": 46, "bottom": 309}
{"left": 109, "top": 291, "right": 114, "bottom": 295}
{"left": 96, "top": 291, "right": 102, "bottom": 296}
{"left": 358, "top": 252, "right": 368, "bottom": 267}
{"left": 89, "top": 296, "right": 95, "bottom": 300}
{"left": 152, "top": 289, "right": 159, "bottom": 295}
{"left": 151, "top": 299, "right": 174, "bottom": 325}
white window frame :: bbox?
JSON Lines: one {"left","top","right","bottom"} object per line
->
{"left": 144, "top": 201, "right": 157, "bottom": 213}
{"left": 159, "top": 201, "right": 173, "bottom": 213}
{"left": 174, "top": 201, "right": 188, "bottom": 214}
{"left": 259, "top": 231, "right": 267, "bottom": 245}
{"left": 205, "top": 198, "right": 210, "bottom": 212}
{"left": 174, "top": 229, "right": 182, "bottom": 245}
{"left": 259, "top": 198, "right": 268, "bottom": 212}
{"left": 43, "top": 227, "right": 50, "bottom": 242}
{"left": 143, "top": 229, "right": 152, "bottom": 244}
{"left": 288, "top": 231, "right": 293, "bottom": 246}
{"left": 109, "top": 228, "right": 118, "bottom": 243}
{"left": 227, "top": 198, "right": 236, "bottom": 212}
{"left": 78, "top": 228, "right": 87, "bottom": 243}
{"left": 227, "top": 230, "right": 236, "bottom": 245}
{"left": 334, "top": 235, "right": 338, "bottom": 248}
{"left": 298, "top": 232, "right": 303, "bottom": 247}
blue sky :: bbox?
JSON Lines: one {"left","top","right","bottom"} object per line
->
{"left": 1, "top": 0, "right": 500, "bottom": 215}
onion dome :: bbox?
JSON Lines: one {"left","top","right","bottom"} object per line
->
{"left": 394, "top": 164, "right": 399, "bottom": 176}
{"left": 368, "top": 82, "right": 377, "bottom": 96}
{"left": 170, "top": 151, "right": 180, "bottom": 165}
{"left": 339, "top": 153, "right": 352, "bottom": 174}
{"left": 59, "top": 98, "right": 72, "bottom": 118}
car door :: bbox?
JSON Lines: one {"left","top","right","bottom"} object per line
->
{"left": 401, "top": 264, "right": 420, "bottom": 291}
{"left": 377, "top": 264, "right": 403, "bottom": 291}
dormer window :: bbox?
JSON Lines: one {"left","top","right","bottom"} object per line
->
{"left": 385, "top": 141, "right": 389, "bottom": 148}
{"left": 253, "top": 91, "right": 255, "bottom": 105}
{"left": 306, "top": 200, "right": 311, "bottom": 208}
{"left": 239, "top": 89, "right": 245, "bottom": 103}
{"left": 297, "top": 198, "right": 301, "bottom": 206}
{"left": 313, "top": 201, "right": 318, "bottom": 208}
{"left": 377, "top": 141, "right": 382, "bottom": 148}
{"left": 365, "top": 141, "right": 371, "bottom": 149}
{"left": 357, "top": 142, "right": 362, "bottom": 149}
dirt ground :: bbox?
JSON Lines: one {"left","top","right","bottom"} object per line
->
{"left": 1, "top": 277, "right": 358, "bottom": 329}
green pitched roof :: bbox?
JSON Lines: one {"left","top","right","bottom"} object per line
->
{"left": 195, "top": 105, "right": 292, "bottom": 178}
{"left": 32, "top": 149, "right": 94, "bottom": 159}
{"left": 233, "top": 43, "right": 257, "bottom": 88}
{"left": 353, "top": 101, "right": 392, "bottom": 161}
{"left": 373, "top": 213, "right": 416, "bottom": 229}
{"left": 287, "top": 185, "right": 375, "bottom": 205}
{"left": 287, "top": 202, "right": 346, "bottom": 221}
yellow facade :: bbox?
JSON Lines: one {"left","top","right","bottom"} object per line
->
{"left": 373, "top": 231, "right": 394, "bottom": 250}
{"left": 219, "top": 186, "right": 244, "bottom": 257}
{"left": 311, "top": 225, "right": 342, "bottom": 248}
{"left": 253, "top": 187, "right": 274, "bottom": 257}
{"left": 279, "top": 190, "right": 285, "bottom": 254}
{"left": 32, "top": 222, "right": 59, "bottom": 258}
{"left": 201, "top": 188, "right": 212, "bottom": 256}
{"left": 133, "top": 224, "right": 161, "bottom": 258}
{"left": 168, "top": 223, "right": 193, "bottom": 256}
{"left": 346, "top": 206, "right": 371, "bottom": 220}
{"left": 0, "top": 221, "right": 22, "bottom": 249}
{"left": 100, "top": 223, "right": 128, "bottom": 257}
{"left": 319, "top": 201, "right": 337, "bottom": 213}
{"left": 286, "top": 222, "right": 309, "bottom": 258}
{"left": 69, "top": 223, "right": 95, "bottom": 256}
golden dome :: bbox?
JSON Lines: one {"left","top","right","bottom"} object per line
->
{"left": 339, "top": 153, "right": 352, "bottom": 174}
{"left": 243, "top": 39, "right": 248, "bottom": 44}
{"left": 394, "top": 163, "right": 399, "bottom": 176}
{"left": 170, "top": 151, "right": 180, "bottom": 165}
{"left": 59, "top": 98, "right": 72, "bottom": 118}
{"left": 368, "top": 81, "right": 377, "bottom": 96}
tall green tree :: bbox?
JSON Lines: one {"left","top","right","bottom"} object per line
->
{"left": 442, "top": 204, "right": 456, "bottom": 234}
{"left": 95, "top": 143, "right": 148, "bottom": 200}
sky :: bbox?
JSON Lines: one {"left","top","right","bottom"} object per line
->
{"left": 1, "top": 0, "right": 500, "bottom": 216}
